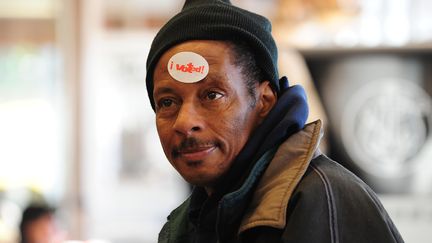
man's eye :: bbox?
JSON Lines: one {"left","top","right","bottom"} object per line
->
{"left": 206, "top": 91, "right": 223, "bottom": 100}
{"left": 160, "top": 98, "right": 174, "bottom": 108}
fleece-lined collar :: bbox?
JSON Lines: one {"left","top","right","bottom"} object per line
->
{"left": 239, "top": 119, "right": 323, "bottom": 232}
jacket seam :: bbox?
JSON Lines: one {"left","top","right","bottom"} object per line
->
{"left": 311, "top": 163, "right": 339, "bottom": 243}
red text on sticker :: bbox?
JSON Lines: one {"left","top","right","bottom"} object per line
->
{"left": 169, "top": 61, "right": 205, "bottom": 74}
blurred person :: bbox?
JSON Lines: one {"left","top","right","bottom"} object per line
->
{"left": 145, "top": 0, "right": 404, "bottom": 242}
{"left": 19, "top": 204, "right": 66, "bottom": 243}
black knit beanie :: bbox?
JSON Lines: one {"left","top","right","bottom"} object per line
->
{"left": 146, "top": 0, "right": 279, "bottom": 109}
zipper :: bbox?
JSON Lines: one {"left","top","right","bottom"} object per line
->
{"left": 216, "top": 199, "right": 223, "bottom": 243}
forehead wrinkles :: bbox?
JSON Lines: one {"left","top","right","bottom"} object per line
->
{"left": 154, "top": 42, "right": 235, "bottom": 87}
{"left": 154, "top": 71, "right": 229, "bottom": 95}
{"left": 206, "top": 72, "right": 229, "bottom": 85}
{"left": 155, "top": 60, "right": 230, "bottom": 83}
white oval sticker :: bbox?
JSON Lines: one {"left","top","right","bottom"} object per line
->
{"left": 167, "top": 52, "right": 209, "bottom": 83}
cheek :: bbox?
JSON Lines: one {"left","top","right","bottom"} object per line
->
{"left": 156, "top": 117, "right": 173, "bottom": 137}
{"left": 217, "top": 108, "right": 256, "bottom": 152}
{"left": 156, "top": 120, "right": 173, "bottom": 153}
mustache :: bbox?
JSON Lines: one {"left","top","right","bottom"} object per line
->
{"left": 172, "top": 137, "right": 217, "bottom": 158}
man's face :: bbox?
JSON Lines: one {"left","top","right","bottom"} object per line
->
{"left": 25, "top": 215, "right": 65, "bottom": 243}
{"left": 153, "top": 40, "right": 269, "bottom": 190}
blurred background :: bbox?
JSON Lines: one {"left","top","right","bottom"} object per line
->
{"left": 0, "top": 0, "right": 431, "bottom": 242}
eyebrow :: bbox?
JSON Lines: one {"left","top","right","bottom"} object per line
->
{"left": 153, "top": 87, "right": 175, "bottom": 98}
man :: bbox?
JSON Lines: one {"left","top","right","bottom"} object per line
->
{"left": 146, "top": 0, "right": 405, "bottom": 242}
{"left": 19, "top": 205, "right": 66, "bottom": 243}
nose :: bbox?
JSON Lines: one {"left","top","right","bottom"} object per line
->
{"left": 173, "top": 101, "right": 204, "bottom": 136}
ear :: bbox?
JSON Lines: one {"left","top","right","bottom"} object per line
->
{"left": 257, "top": 81, "right": 277, "bottom": 119}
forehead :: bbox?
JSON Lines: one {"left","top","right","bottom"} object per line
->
{"left": 154, "top": 40, "right": 234, "bottom": 75}
{"left": 153, "top": 40, "right": 246, "bottom": 97}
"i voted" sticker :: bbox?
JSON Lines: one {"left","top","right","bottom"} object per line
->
{"left": 167, "top": 52, "right": 209, "bottom": 83}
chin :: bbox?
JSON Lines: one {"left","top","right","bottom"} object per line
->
{"left": 183, "top": 173, "right": 218, "bottom": 188}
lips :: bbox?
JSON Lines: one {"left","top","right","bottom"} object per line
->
{"left": 172, "top": 137, "right": 218, "bottom": 161}
{"left": 177, "top": 146, "right": 217, "bottom": 161}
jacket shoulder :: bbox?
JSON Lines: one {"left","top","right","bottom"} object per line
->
{"left": 285, "top": 154, "right": 404, "bottom": 243}
{"left": 158, "top": 198, "right": 192, "bottom": 243}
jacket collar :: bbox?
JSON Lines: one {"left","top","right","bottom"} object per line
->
{"left": 239, "top": 119, "right": 323, "bottom": 233}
